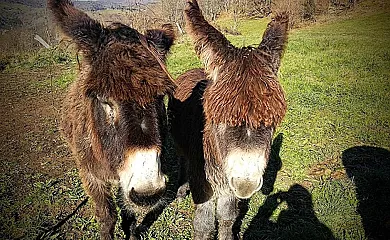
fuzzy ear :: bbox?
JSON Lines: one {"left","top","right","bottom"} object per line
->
{"left": 48, "top": 0, "right": 103, "bottom": 58}
{"left": 259, "top": 12, "right": 289, "bottom": 73}
{"left": 184, "top": 0, "right": 235, "bottom": 78}
{"left": 145, "top": 24, "right": 176, "bottom": 59}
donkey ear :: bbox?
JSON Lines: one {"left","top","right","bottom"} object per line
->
{"left": 145, "top": 24, "right": 176, "bottom": 58}
{"left": 48, "top": 0, "right": 103, "bottom": 58}
{"left": 259, "top": 12, "right": 289, "bottom": 72}
{"left": 184, "top": 0, "right": 235, "bottom": 78}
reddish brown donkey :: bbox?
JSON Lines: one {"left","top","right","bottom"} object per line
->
{"left": 169, "top": 0, "right": 289, "bottom": 239}
{"left": 48, "top": 0, "right": 176, "bottom": 239}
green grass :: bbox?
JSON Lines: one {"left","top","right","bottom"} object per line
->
{"left": 2, "top": 6, "right": 389, "bottom": 240}
{"left": 279, "top": 11, "right": 390, "bottom": 175}
{"left": 162, "top": 9, "right": 389, "bottom": 240}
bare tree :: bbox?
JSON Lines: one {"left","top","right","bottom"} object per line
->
{"left": 159, "top": 0, "right": 186, "bottom": 33}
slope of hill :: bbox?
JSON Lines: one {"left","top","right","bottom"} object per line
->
{"left": 1, "top": 0, "right": 45, "bottom": 8}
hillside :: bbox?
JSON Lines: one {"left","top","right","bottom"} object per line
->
{"left": 0, "top": 2, "right": 45, "bottom": 30}
{"left": 1, "top": 0, "right": 46, "bottom": 8}
{"left": 74, "top": 0, "right": 153, "bottom": 11}
{"left": 0, "top": 0, "right": 154, "bottom": 30}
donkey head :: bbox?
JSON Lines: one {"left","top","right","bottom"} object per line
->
{"left": 49, "top": 0, "right": 175, "bottom": 203}
{"left": 185, "top": 0, "right": 288, "bottom": 199}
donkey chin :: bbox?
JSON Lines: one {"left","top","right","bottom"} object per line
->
{"left": 118, "top": 149, "right": 166, "bottom": 206}
{"left": 225, "top": 149, "right": 267, "bottom": 199}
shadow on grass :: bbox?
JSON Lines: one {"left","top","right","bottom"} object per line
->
{"left": 262, "top": 133, "right": 283, "bottom": 195}
{"left": 233, "top": 133, "right": 283, "bottom": 238}
{"left": 342, "top": 146, "right": 390, "bottom": 240}
{"left": 233, "top": 133, "right": 283, "bottom": 237}
{"left": 237, "top": 133, "right": 336, "bottom": 239}
{"left": 243, "top": 184, "right": 336, "bottom": 240}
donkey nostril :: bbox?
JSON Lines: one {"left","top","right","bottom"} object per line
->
{"left": 230, "top": 177, "right": 261, "bottom": 199}
{"left": 231, "top": 177, "right": 255, "bottom": 190}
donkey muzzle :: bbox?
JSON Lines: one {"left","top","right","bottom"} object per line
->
{"left": 118, "top": 148, "right": 166, "bottom": 204}
{"left": 225, "top": 149, "right": 268, "bottom": 199}
{"left": 229, "top": 176, "right": 263, "bottom": 199}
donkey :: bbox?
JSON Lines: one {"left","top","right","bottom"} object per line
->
{"left": 169, "top": 0, "right": 289, "bottom": 239}
{"left": 48, "top": 0, "right": 176, "bottom": 239}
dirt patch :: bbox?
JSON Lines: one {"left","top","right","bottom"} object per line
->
{"left": 308, "top": 156, "right": 347, "bottom": 181}
{"left": 0, "top": 65, "right": 86, "bottom": 239}
{"left": 0, "top": 66, "right": 73, "bottom": 177}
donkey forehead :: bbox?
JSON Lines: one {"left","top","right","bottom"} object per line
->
{"left": 203, "top": 63, "right": 286, "bottom": 128}
{"left": 214, "top": 123, "right": 273, "bottom": 146}
{"left": 215, "top": 123, "right": 272, "bottom": 135}
{"left": 96, "top": 94, "right": 164, "bottom": 111}
{"left": 208, "top": 49, "right": 274, "bottom": 78}
{"left": 87, "top": 45, "right": 173, "bottom": 104}
{"left": 101, "top": 39, "right": 152, "bottom": 61}
{"left": 99, "top": 39, "right": 166, "bottom": 76}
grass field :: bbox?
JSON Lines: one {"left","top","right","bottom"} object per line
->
{"left": 1, "top": 3, "right": 389, "bottom": 240}
{"left": 164, "top": 9, "right": 390, "bottom": 240}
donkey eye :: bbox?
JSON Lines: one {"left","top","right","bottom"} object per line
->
{"left": 96, "top": 96, "right": 116, "bottom": 124}
{"left": 101, "top": 102, "right": 115, "bottom": 122}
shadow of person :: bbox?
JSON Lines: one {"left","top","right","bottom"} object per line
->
{"left": 342, "top": 146, "right": 390, "bottom": 240}
{"left": 244, "top": 184, "right": 336, "bottom": 240}
{"left": 233, "top": 133, "right": 284, "bottom": 237}
{"left": 262, "top": 133, "right": 283, "bottom": 195}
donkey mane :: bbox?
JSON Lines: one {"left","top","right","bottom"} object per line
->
{"left": 173, "top": 68, "right": 207, "bottom": 102}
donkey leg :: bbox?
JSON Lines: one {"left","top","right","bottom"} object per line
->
{"left": 121, "top": 208, "right": 136, "bottom": 240}
{"left": 216, "top": 194, "right": 239, "bottom": 240}
{"left": 117, "top": 187, "right": 137, "bottom": 240}
{"left": 193, "top": 199, "right": 216, "bottom": 240}
{"left": 80, "top": 171, "right": 117, "bottom": 240}
{"left": 177, "top": 156, "right": 190, "bottom": 199}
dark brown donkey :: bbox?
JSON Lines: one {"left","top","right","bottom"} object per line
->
{"left": 169, "top": 0, "right": 289, "bottom": 239}
{"left": 48, "top": 0, "right": 176, "bottom": 239}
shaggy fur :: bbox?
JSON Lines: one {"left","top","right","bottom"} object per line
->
{"left": 169, "top": 1, "right": 289, "bottom": 239}
{"left": 185, "top": 0, "right": 287, "bottom": 128}
{"left": 48, "top": 0, "right": 175, "bottom": 239}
